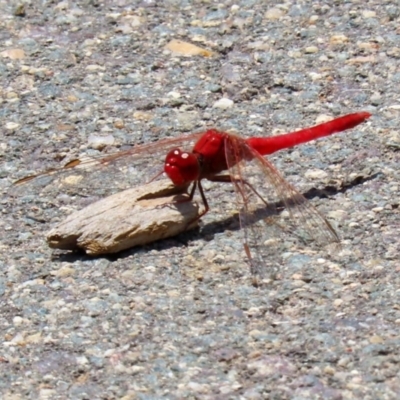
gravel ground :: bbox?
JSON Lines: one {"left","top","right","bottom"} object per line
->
{"left": 1, "top": 1, "right": 400, "bottom": 399}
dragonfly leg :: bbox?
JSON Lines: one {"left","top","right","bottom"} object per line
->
{"left": 196, "top": 180, "right": 210, "bottom": 218}
{"left": 158, "top": 180, "right": 209, "bottom": 227}
{"left": 171, "top": 180, "right": 210, "bottom": 231}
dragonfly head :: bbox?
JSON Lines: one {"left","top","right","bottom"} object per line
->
{"left": 164, "top": 149, "right": 200, "bottom": 185}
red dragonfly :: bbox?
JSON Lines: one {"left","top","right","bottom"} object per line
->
{"left": 14, "top": 112, "right": 371, "bottom": 274}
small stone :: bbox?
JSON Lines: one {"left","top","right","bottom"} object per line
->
{"left": 291, "top": 280, "right": 305, "bottom": 288}
{"left": 114, "top": 120, "right": 125, "bottom": 129}
{"left": 67, "top": 95, "right": 78, "bottom": 102}
{"left": 218, "top": 264, "right": 230, "bottom": 273}
{"left": 330, "top": 35, "right": 348, "bottom": 45}
{"left": 26, "top": 332, "right": 42, "bottom": 344}
{"left": 292, "top": 273, "right": 304, "bottom": 280}
{"left": 176, "top": 111, "right": 199, "bottom": 129}
{"left": 76, "top": 355, "right": 89, "bottom": 365}
{"left": 133, "top": 111, "right": 152, "bottom": 121}
{"left": 6, "top": 92, "right": 19, "bottom": 100}
{"left": 119, "top": 392, "right": 136, "bottom": 400}
{"left": 264, "top": 7, "right": 285, "bottom": 20}
{"left": 127, "top": 15, "right": 144, "bottom": 27}
{"left": 358, "top": 42, "right": 379, "bottom": 51}
{"left": 88, "top": 134, "right": 115, "bottom": 150}
{"left": 168, "top": 290, "right": 180, "bottom": 298}
{"left": 82, "top": 39, "right": 98, "bottom": 47}
{"left": 5, "top": 122, "right": 20, "bottom": 130}
{"left": 212, "top": 254, "right": 225, "bottom": 264}
{"left": 324, "top": 365, "right": 336, "bottom": 375}
{"left": 213, "top": 98, "right": 234, "bottom": 109}
{"left": 304, "top": 169, "right": 328, "bottom": 180}
{"left": 369, "top": 335, "right": 384, "bottom": 344}
{"left": 13, "top": 316, "right": 24, "bottom": 326}
{"left": 55, "top": 1, "right": 69, "bottom": 10}
{"left": 315, "top": 114, "right": 333, "bottom": 124}
{"left": 370, "top": 92, "right": 382, "bottom": 105}
{"left": 14, "top": 4, "right": 26, "bottom": 17}
{"left": 333, "top": 299, "right": 343, "bottom": 307}
{"left": 164, "top": 40, "right": 214, "bottom": 57}
{"left": 39, "top": 389, "right": 57, "bottom": 399}
{"left": 328, "top": 210, "right": 347, "bottom": 220}
{"left": 10, "top": 333, "right": 25, "bottom": 345}
{"left": 56, "top": 124, "right": 74, "bottom": 132}
{"left": 62, "top": 175, "right": 83, "bottom": 186}
{"left": 167, "top": 91, "right": 181, "bottom": 99}
{"left": 347, "top": 55, "right": 376, "bottom": 65}
{"left": 130, "top": 366, "right": 145, "bottom": 374}
{"left": 362, "top": 10, "right": 376, "bottom": 18}
{"left": 249, "top": 329, "right": 263, "bottom": 337}
{"left": 186, "top": 381, "right": 209, "bottom": 393}
{"left": 51, "top": 266, "right": 75, "bottom": 277}
{"left": 309, "top": 72, "right": 322, "bottom": 81}
{"left": 86, "top": 64, "right": 105, "bottom": 71}
{"left": 0, "top": 48, "right": 25, "bottom": 59}
{"left": 304, "top": 46, "right": 318, "bottom": 54}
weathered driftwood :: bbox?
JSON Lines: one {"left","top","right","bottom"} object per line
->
{"left": 47, "top": 179, "right": 200, "bottom": 255}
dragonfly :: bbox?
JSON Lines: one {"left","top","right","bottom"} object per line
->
{"left": 14, "top": 111, "right": 371, "bottom": 275}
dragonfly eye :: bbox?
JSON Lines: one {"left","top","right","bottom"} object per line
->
{"left": 164, "top": 148, "right": 200, "bottom": 185}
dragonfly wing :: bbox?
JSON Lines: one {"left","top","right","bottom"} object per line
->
{"left": 10, "top": 133, "right": 203, "bottom": 198}
{"left": 224, "top": 135, "right": 340, "bottom": 277}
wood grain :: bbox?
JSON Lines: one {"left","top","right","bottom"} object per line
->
{"left": 47, "top": 179, "right": 200, "bottom": 255}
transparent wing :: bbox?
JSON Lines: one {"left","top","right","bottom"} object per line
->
{"left": 224, "top": 135, "right": 340, "bottom": 277}
{"left": 10, "top": 133, "right": 204, "bottom": 198}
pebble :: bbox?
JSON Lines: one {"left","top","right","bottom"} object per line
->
{"left": 51, "top": 266, "right": 75, "bottom": 277}
{"left": 186, "top": 382, "right": 210, "bottom": 393}
{"left": 315, "top": 114, "right": 334, "bottom": 124}
{"left": 39, "top": 389, "right": 57, "bottom": 400}
{"left": 13, "top": 316, "right": 24, "bottom": 326}
{"left": 304, "top": 46, "right": 319, "bottom": 54}
{"left": 362, "top": 10, "right": 377, "bottom": 18}
{"left": 5, "top": 122, "right": 20, "bottom": 130}
{"left": 304, "top": 169, "right": 329, "bottom": 180}
{"left": 26, "top": 332, "right": 42, "bottom": 344}
{"left": 334, "top": 299, "right": 344, "bottom": 307}
{"left": 0, "top": 48, "right": 25, "bottom": 59}
{"left": 264, "top": 7, "right": 285, "bottom": 20}
{"left": 114, "top": 120, "right": 125, "bottom": 129}
{"left": 87, "top": 134, "right": 115, "bottom": 150}
{"left": 324, "top": 365, "right": 336, "bottom": 375}
{"left": 86, "top": 64, "right": 105, "bottom": 71}
{"left": 212, "top": 98, "right": 234, "bottom": 109}
{"left": 6, "top": 92, "right": 19, "bottom": 100}
{"left": 167, "top": 91, "right": 181, "bottom": 99}
{"left": 164, "top": 39, "right": 214, "bottom": 57}
{"left": 328, "top": 210, "right": 347, "bottom": 220}
{"left": 370, "top": 92, "right": 382, "bottom": 105}
{"left": 330, "top": 34, "right": 349, "bottom": 45}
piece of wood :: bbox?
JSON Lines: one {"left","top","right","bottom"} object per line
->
{"left": 46, "top": 179, "right": 200, "bottom": 255}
